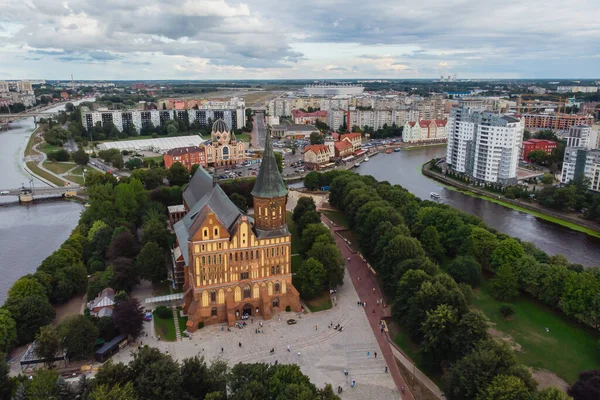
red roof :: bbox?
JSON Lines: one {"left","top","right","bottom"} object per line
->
{"left": 332, "top": 133, "right": 340, "bottom": 140}
{"left": 334, "top": 141, "right": 352, "bottom": 151}
{"left": 340, "top": 133, "right": 362, "bottom": 141}
{"left": 418, "top": 120, "right": 447, "bottom": 128}
{"left": 292, "top": 110, "right": 328, "bottom": 118}
{"left": 408, "top": 121, "right": 416, "bottom": 127}
{"left": 165, "top": 146, "right": 205, "bottom": 156}
{"left": 304, "top": 145, "right": 330, "bottom": 155}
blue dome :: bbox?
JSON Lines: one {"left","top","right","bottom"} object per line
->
{"left": 212, "top": 119, "right": 229, "bottom": 133}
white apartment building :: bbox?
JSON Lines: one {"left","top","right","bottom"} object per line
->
{"left": 403, "top": 120, "right": 448, "bottom": 143}
{"left": 557, "top": 86, "right": 599, "bottom": 93}
{"left": 82, "top": 108, "right": 244, "bottom": 133}
{"left": 561, "top": 148, "right": 600, "bottom": 191}
{"left": 566, "top": 125, "right": 598, "bottom": 150}
{"left": 0, "top": 81, "right": 9, "bottom": 93}
{"left": 327, "top": 108, "right": 414, "bottom": 131}
{"left": 446, "top": 107, "right": 523, "bottom": 184}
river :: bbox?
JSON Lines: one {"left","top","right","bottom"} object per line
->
{"left": 0, "top": 102, "right": 84, "bottom": 303}
{"left": 355, "top": 147, "right": 600, "bottom": 267}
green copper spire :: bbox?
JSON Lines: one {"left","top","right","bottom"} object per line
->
{"left": 251, "top": 126, "right": 288, "bottom": 198}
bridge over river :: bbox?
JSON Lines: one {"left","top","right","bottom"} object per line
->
{"left": 0, "top": 186, "right": 80, "bottom": 203}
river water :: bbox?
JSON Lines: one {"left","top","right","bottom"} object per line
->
{"left": 0, "top": 103, "right": 84, "bottom": 303}
{"left": 356, "top": 147, "right": 600, "bottom": 267}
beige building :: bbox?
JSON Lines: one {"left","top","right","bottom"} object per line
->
{"left": 303, "top": 144, "right": 332, "bottom": 170}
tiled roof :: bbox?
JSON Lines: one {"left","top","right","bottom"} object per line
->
{"left": 340, "top": 133, "right": 362, "bottom": 141}
{"left": 334, "top": 141, "right": 352, "bottom": 151}
{"left": 292, "top": 110, "right": 328, "bottom": 118}
{"left": 418, "top": 120, "right": 447, "bottom": 128}
{"left": 304, "top": 145, "right": 330, "bottom": 155}
{"left": 165, "top": 146, "right": 205, "bottom": 157}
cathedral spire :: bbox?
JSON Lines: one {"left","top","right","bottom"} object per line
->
{"left": 251, "top": 126, "right": 288, "bottom": 199}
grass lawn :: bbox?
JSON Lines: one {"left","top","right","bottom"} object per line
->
{"left": 304, "top": 290, "right": 333, "bottom": 312}
{"left": 144, "top": 155, "right": 164, "bottom": 165}
{"left": 25, "top": 128, "right": 41, "bottom": 157}
{"left": 337, "top": 229, "right": 359, "bottom": 251}
{"left": 43, "top": 161, "right": 77, "bottom": 174}
{"left": 236, "top": 133, "right": 252, "bottom": 143}
{"left": 178, "top": 314, "right": 189, "bottom": 334}
{"left": 286, "top": 212, "right": 303, "bottom": 273}
{"left": 38, "top": 143, "right": 62, "bottom": 155}
{"left": 65, "top": 175, "right": 85, "bottom": 185}
{"left": 153, "top": 311, "right": 177, "bottom": 341}
{"left": 26, "top": 161, "right": 66, "bottom": 186}
{"left": 152, "top": 281, "right": 172, "bottom": 296}
{"left": 70, "top": 165, "right": 85, "bottom": 175}
{"left": 472, "top": 279, "right": 600, "bottom": 384}
{"left": 321, "top": 209, "right": 350, "bottom": 228}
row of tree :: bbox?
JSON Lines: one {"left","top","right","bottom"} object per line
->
{"left": 325, "top": 169, "right": 590, "bottom": 399}
{"left": 2, "top": 347, "right": 340, "bottom": 400}
{"left": 291, "top": 197, "right": 345, "bottom": 299}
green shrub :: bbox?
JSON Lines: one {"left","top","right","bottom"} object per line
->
{"left": 155, "top": 306, "right": 171, "bottom": 319}
{"left": 500, "top": 304, "right": 515, "bottom": 318}
{"left": 197, "top": 322, "right": 204, "bottom": 329}
{"left": 285, "top": 306, "right": 291, "bottom": 312}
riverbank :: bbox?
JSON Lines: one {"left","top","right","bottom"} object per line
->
{"left": 422, "top": 164, "right": 600, "bottom": 239}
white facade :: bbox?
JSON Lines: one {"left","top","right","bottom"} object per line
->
{"left": 447, "top": 107, "right": 523, "bottom": 184}
{"left": 557, "top": 86, "right": 598, "bottom": 93}
{"left": 561, "top": 148, "right": 600, "bottom": 191}
{"left": 566, "top": 125, "right": 597, "bottom": 150}
{"left": 403, "top": 120, "right": 448, "bottom": 143}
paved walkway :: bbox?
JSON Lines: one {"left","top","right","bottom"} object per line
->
{"left": 321, "top": 214, "right": 415, "bottom": 400}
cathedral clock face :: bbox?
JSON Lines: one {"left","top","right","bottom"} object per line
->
{"left": 268, "top": 200, "right": 278, "bottom": 209}
{"left": 223, "top": 133, "right": 228, "bottom": 141}
{"left": 216, "top": 135, "right": 221, "bottom": 141}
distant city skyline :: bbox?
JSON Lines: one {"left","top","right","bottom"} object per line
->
{"left": 1, "top": 0, "right": 599, "bottom": 80}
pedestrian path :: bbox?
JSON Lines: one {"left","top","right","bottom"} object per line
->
{"left": 173, "top": 309, "right": 182, "bottom": 341}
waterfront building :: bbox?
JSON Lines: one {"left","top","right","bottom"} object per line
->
{"left": 565, "top": 125, "right": 598, "bottom": 150}
{"left": 447, "top": 107, "right": 523, "bottom": 184}
{"left": 523, "top": 114, "right": 594, "bottom": 131}
{"left": 333, "top": 140, "right": 353, "bottom": 158}
{"left": 561, "top": 148, "right": 600, "bottom": 191}
{"left": 339, "top": 133, "right": 363, "bottom": 152}
{"left": 164, "top": 146, "right": 207, "bottom": 170}
{"left": 82, "top": 107, "right": 245, "bottom": 134}
{"left": 303, "top": 145, "right": 332, "bottom": 170}
{"left": 521, "top": 139, "right": 558, "bottom": 162}
{"left": 174, "top": 131, "right": 301, "bottom": 330}
{"left": 292, "top": 110, "right": 328, "bottom": 125}
{"left": 327, "top": 109, "right": 409, "bottom": 131}
{"left": 271, "top": 124, "right": 319, "bottom": 139}
{"left": 402, "top": 120, "right": 448, "bottom": 143}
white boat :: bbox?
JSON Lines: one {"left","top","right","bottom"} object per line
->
{"left": 364, "top": 156, "right": 369, "bottom": 162}
{"left": 354, "top": 162, "right": 361, "bottom": 168}
{"left": 429, "top": 192, "right": 441, "bottom": 201}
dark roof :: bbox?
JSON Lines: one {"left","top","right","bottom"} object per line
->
{"left": 251, "top": 128, "right": 288, "bottom": 199}
{"left": 165, "top": 146, "right": 204, "bottom": 156}
{"left": 95, "top": 334, "right": 127, "bottom": 356}
{"left": 213, "top": 119, "right": 229, "bottom": 133}
{"left": 502, "top": 115, "right": 520, "bottom": 123}
{"left": 182, "top": 166, "right": 214, "bottom": 207}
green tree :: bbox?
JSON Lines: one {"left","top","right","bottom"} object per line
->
{"left": 180, "top": 356, "right": 212, "bottom": 400}
{"left": 113, "top": 298, "right": 145, "bottom": 339}
{"left": 142, "top": 218, "right": 173, "bottom": 250}
{"left": 310, "top": 131, "right": 324, "bottom": 145}
{"left": 93, "top": 360, "right": 131, "bottom": 388}
{"left": 58, "top": 315, "right": 98, "bottom": 359}
{"left": 136, "top": 242, "right": 166, "bottom": 283}
{"left": 110, "top": 257, "right": 138, "bottom": 292}
{"left": 129, "top": 347, "right": 183, "bottom": 400}
{"left": 569, "top": 369, "right": 600, "bottom": 400}
{"left": 378, "top": 235, "right": 425, "bottom": 286}
{"left": 476, "top": 375, "right": 531, "bottom": 400}
{"left": 541, "top": 173, "right": 555, "bottom": 184}
{"left": 447, "top": 256, "right": 482, "bottom": 287}
{"left": 293, "top": 196, "right": 317, "bottom": 223}
{"left": 527, "top": 150, "right": 549, "bottom": 165}
{"left": 0, "top": 309, "right": 16, "bottom": 354}
{"left": 229, "top": 193, "right": 248, "bottom": 212}
{"left": 167, "top": 162, "right": 189, "bottom": 186}
{"left": 300, "top": 224, "right": 333, "bottom": 253}
{"left": 303, "top": 171, "right": 320, "bottom": 190}
{"left": 450, "top": 310, "right": 489, "bottom": 360}
{"left": 420, "top": 226, "right": 445, "bottom": 263}
{"left": 294, "top": 258, "right": 327, "bottom": 299}
{"left": 0, "top": 352, "right": 11, "bottom": 400}
{"left": 35, "top": 325, "right": 62, "bottom": 368}
{"left": 89, "top": 383, "right": 137, "bottom": 400}
{"left": 274, "top": 152, "right": 284, "bottom": 173}
{"left": 307, "top": 241, "right": 345, "bottom": 287}
{"left": 492, "top": 265, "right": 519, "bottom": 301}
{"left": 72, "top": 149, "right": 90, "bottom": 166}
{"left": 108, "top": 230, "right": 140, "bottom": 260}
{"left": 537, "top": 387, "right": 572, "bottom": 400}
{"left": 298, "top": 210, "right": 321, "bottom": 234}
{"left": 465, "top": 227, "right": 499, "bottom": 269}
{"left": 5, "top": 295, "right": 55, "bottom": 344}
{"left": 490, "top": 238, "right": 525, "bottom": 271}
{"left": 7, "top": 276, "right": 47, "bottom": 300}
{"left": 420, "top": 304, "right": 458, "bottom": 365}
{"left": 25, "top": 369, "right": 59, "bottom": 400}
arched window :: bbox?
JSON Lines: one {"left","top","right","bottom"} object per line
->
{"left": 276, "top": 247, "right": 279, "bottom": 256}
{"left": 207, "top": 256, "right": 211, "bottom": 265}
{"left": 219, "top": 255, "right": 222, "bottom": 263}
{"left": 256, "top": 250, "right": 259, "bottom": 259}
{"left": 210, "top": 290, "right": 216, "bottom": 303}
{"left": 203, "top": 228, "right": 209, "bottom": 238}
{"left": 201, "top": 256, "right": 205, "bottom": 264}
{"left": 250, "top": 251, "right": 254, "bottom": 260}
{"left": 214, "top": 228, "right": 219, "bottom": 236}
{"left": 246, "top": 251, "right": 248, "bottom": 260}
{"left": 235, "top": 253, "right": 238, "bottom": 261}
{"left": 275, "top": 281, "right": 280, "bottom": 293}
{"left": 243, "top": 284, "right": 251, "bottom": 299}
{"left": 271, "top": 266, "right": 275, "bottom": 275}
{"left": 213, "top": 255, "right": 217, "bottom": 264}
{"left": 276, "top": 265, "right": 281, "bottom": 274}
{"left": 212, "top": 307, "right": 217, "bottom": 316}
{"left": 272, "top": 297, "right": 280, "bottom": 308}
{"left": 230, "top": 253, "right": 232, "bottom": 260}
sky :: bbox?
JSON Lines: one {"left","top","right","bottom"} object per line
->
{"left": 0, "top": 0, "right": 599, "bottom": 80}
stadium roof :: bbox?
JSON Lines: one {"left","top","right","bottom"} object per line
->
{"left": 97, "top": 135, "right": 204, "bottom": 152}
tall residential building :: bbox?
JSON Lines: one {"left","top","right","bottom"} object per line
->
{"left": 403, "top": 120, "right": 448, "bottom": 143}
{"left": 446, "top": 107, "right": 523, "bottom": 184}
{"left": 561, "top": 148, "right": 600, "bottom": 191}
{"left": 523, "top": 114, "right": 594, "bottom": 131}
{"left": 565, "top": 125, "right": 598, "bottom": 150}
{"left": 0, "top": 81, "right": 8, "bottom": 93}
{"left": 173, "top": 131, "right": 301, "bottom": 330}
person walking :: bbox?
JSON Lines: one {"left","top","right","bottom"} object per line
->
{"left": 297, "top": 351, "right": 301, "bottom": 357}
{"left": 315, "top": 325, "right": 318, "bottom": 331}
{"left": 374, "top": 352, "right": 377, "bottom": 358}
{"left": 287, "top": 345, "right": 290, "bottom": 352}
{"left": 221, "top": 347, "right": 224, "bottom": 353}
{"left": 344, "top": 369, "right": 348, "bottom": 376}
{"left": 351, "top": 380, "right": 356, "bottom": 388}
{"left": 367, "top": 351, "right": 370, "bottom": 358}
{"left": 385, "top": 366, "right": 388, "bottom": 373}
{"left": 239, "top": 342, "right": 242, "bottom": 348}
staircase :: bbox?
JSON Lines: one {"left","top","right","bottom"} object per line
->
{"left": 173, "top": 308, "right": 182, "bottom": 341}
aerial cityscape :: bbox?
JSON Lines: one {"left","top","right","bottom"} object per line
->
{"left": 1, "top": 1, "right": 600, "bottom": 400}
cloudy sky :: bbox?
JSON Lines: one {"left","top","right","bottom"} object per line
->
{"left": 1, "top": 0, "right": 599, "bottom": 80}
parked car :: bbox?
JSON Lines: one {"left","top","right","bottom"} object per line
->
{"left": 287, "top": 319, "right": 297, "bottom": 325}
{"left": 0, "top": 190, "right": 9, "bottom": 195}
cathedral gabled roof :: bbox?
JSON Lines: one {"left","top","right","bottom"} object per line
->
{"left": 212, "top": 119, "right": 229, "bottom": 133}
{"left": 251, "top": 128, "right": 288, "bottom": 199}
{"left": 182, "top": 166, "right": 214, "bottom": 208}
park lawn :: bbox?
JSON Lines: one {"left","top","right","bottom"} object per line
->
{"left": 25, "top": 128, "right": 41, "bottom": 157}
{"left": 304, "top": 291, "right": 333, "bottom": 312}
{"left": 38, "top": 143, "right": 62, "bottom": 155}
{"left": 26, "top": 161, "right": 66, "bottom": 186}
{"left": 178, "top": 314, "right": 189, "bottom": 334}
{"left": 152, "top": 281, "right": 172, "bottom": 296}
{"left": 65, "top": 175, "right": 85, "bottom": 185}
{"left": 153, "top": 311, "right": 177, "bottom": 341}
{"left": 393, "top": 327, "right": 443, "bottom": 386}
{"left": 144, "top": 156, "right": 164, "bottom": 165}
{"left": 43, "top": 161, "right": 77, "bottom": 174}
{"left": 472, "top": 279, "right": 600, "bottom": 384}
{"left": 70, "top": 165, "right": 85, "bottom": 175}
{"left": 321, "top": 209, "right": 350, "bottom": 228}
{"left": 236, "top": 133, "right": 251, "bottom": 143}
{"left": 337, "top": 229, "right": 359, "bottom": 252}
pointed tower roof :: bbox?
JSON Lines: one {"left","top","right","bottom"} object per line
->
{"left": 251, "top": 127, "right": 288, "bottom": 198}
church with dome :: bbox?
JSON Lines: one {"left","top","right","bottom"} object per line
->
{"left": 204, "top": 119, "right": 246, "bottom": 167}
